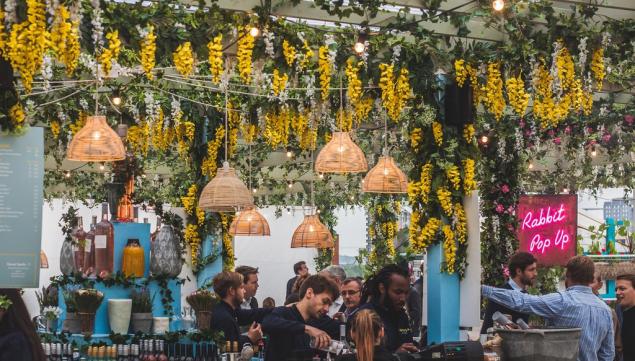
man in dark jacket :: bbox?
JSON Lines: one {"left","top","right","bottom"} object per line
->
{"left": 480, "top": 252, "right": 538, "bottom": 334}
{"left": 236, "top": 265, "right": 260, "bottom": 310}
{"left": 263, "top": 274, "right": 340, "bottom": 361}
{"left": 355, "top": 264, "right": 417, "bottom": 353}
{"left": 210, "top": 271, "right": 271, "bottom": 349}
{"left": 286, "top": 261, "right": 309, "bottom": 299}
{"left": 616, "top": 273, "right": 635, "bottom": 361}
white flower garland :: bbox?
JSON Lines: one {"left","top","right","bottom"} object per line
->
{"left": 41, "top": 55, "right": 53, "bottom": 91}
{"left": 577, "top": 36, "right": 588, "bottom": 74}
{"left": 263, "top": 29, "right": 275, "bottom": 59}
{"left": 91, "top": 0, "right": 104, "bottom": 50}
{"left": 550, "top": 41, "right": 563, "bottom": 98}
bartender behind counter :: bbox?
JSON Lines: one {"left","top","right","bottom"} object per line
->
{"left": 262, "top": 274, "right": 340, "bottom": 361}
{"left": 353, "top": 264, "right": 418, "bottom": 353}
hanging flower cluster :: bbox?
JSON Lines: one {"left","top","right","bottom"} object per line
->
{"left": 140, "top": 25, "right": 157, "bottom": 80}
{"left": 50, "top": 5, "right": 80, "bottom": 76}
{"left": 454, "top": 203, "right": 467, "bottom": 245}
{"left": 50, "top": 120, "right": 61, "bottom": 139}
{"left": 442, "top": 225, "right": 457, "bottom": 274}
{"left": 184, "top": 223, "right": 202, "bottom": 267}
{"left": 9, "top": 103, "right": 26, "bottom": 129}
{"left": 446, "top": 165, "right": 461, "bottom": 191}
{"left": 411, "top": 216, "right": 441, "bottom": 252}
{"left": 237, "top": 27, "right": 255, "bottom": 84}
{"left": 483, "top": 62, "right": 505, "bottom": 121}
{"left": 378, "top": 63, "right": 411, "bottom": 121}
{"left": 151, "top": 110, "right": 174, "bottom": 152}
{"left": 283, "top": 40, "right": 297, "bottom": 67}
{"left": 590, "top": 48, "right": 604, "bottom": 88}
{"left": 463, "top": 124, "right": 475, "bottom": 143}
{"left": 454, "top": 59, "right": 479, "bottom": 103}
{"left": 272, "top": 69, "right": 289, "bottom": 97}
{"left": 336, "top": 109, "right": 354, "bottom": 132}
{"left": 173, "top": 42, "right": 194, "bottom": 77}
{"left": 432, "top": 121, "right": 443, "bottom": 146}
{"left": 505, "top": 74, "right": 530, "bottom": 116}
{"left": 220, "top": 213, "right": 234, "bottom": 270}
{"left": 437, "top": 187, "right": 453, "bottom": 217}
{"left": 0, "top": 0, "right": 47, "bottom": 92}
{"left": 127, "top": 121, "right": 151, "bottom": 156}
{"left": 263, "top": 108, "right": 292, "bottom": 148}
{"left": 181, "top": 184, "right": 198, "bottom": 215}
{"left": 99, "top": 30, "right": 122, "bottom": 77}
{"left": 318, "top": 46, "right": 332, "bottom": 101}
{"left": 462, "top": 158, "right": 476, "bottom": 193}
{"left": 410, "top": 128, "right": 422, "bottom": 150}
{"left": 201, "top": 125, "right": 225, "bottom": 178}
{"left": 207, "top": 34, "right": 223, "bottom": 84}
{"left": 345, "top": 58, "right": 362, "bottom": 107}
{"left": 298, "top": 40, "right": 313, "bottom": 70}
{"left": 454, "top": 59, "right": 468, "bottom": 87}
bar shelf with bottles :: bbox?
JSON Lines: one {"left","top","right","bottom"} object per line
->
{"left": 55, "top": 203, "right": 182, "bottom": 336}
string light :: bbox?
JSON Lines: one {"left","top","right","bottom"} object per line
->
{"left": 562, "top": 187, "right": 569, "bottom": 194}
{"left": 99, "top": 164, "right": 105, "bottom": 171}
{"left": 480, "top": 135, "right": 489, "bottom": 144}
{"left": 288, "top": 181, "right": 293, "bottom": 189}
{"left": 112, "top": 89, "right": 122, "bottom": 106}
{"left": 528, "top": 161, "right": 534, "bottom": 170}
{"left": 252, "top": 188, "right": 258, "bottom": 194}
{"left": 591, "top": 146, "right": 597, "bottom": 157}
{"left": 249, "top": 26, "right": 260, "bottom": 37}
{"left": 492, "top": 0, "right": 505, "bottom": 11}
{"left": 65, "top": 171, "right": 71, "bottom": 178}
{"left": 318, "top": 173, "right": 324, "bottom": 180}
{"left": 141, "top": 174, "right": 147, "bottom": 179}
{"left": 286, "top": 150, "right": 293, "bottom": 158}
{"left": 354, "top": 31, "right": 368, "bottom": 55}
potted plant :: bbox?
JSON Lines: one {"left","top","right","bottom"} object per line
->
{"left": 185, "top": 289, "right": 218, "bottom": 331}
{"left": 42, "top": 306, "right": 62, "bottom": 332}
{"left": 131, "top": 288, "right": 153, "bottom": 334}
{"left": 0, "top": 295, "right": 12, "bottom": 321}
{"left": 62, "top": 290, "right": 81, "bottom": 333}
{"left": 36, "top": 285, "right": 58, "bottom": 310}
{"left": 75, "top": 289, "right": 104, "bottom": 335}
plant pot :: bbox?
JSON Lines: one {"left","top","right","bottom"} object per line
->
{"left": 108, "top": 299, "right": 132, "bottom": 334}
{"left": 46, "top": 318, "right": 59, "bottom": 333}
{"left": 131, "top": 312, "right": 153, "bottom": 334}
{"left": 196, "top": 311, "right": 212, "bottom": 331}
{"left": 78, "top": 312, "right": 96, "bottom": 335}
{"left": 63, "top": 312, "right": 82, "bottom": 334}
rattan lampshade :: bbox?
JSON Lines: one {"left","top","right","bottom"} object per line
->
{"left": 291, "top": 214, "right": 334, "bottom": 248}
{"left": 198, "top": 162, "right": 254, "bottom": 212}
{"left": 362, "top": 155, "right": 408, "bottom": 193}
{"left": 315, "top": 132, "right": 368, "bottom": 174}
{"left": 229, "top": 207, "right": 271, "bottom": 236}
{"left": 67, "top": 115, "right": 126, "bottom": 162}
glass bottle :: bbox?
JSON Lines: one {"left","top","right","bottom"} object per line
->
{"left": 133, "top": 206, "right": 139, "bottom": 223}
{"left": 122, "top": 239, "right": 144, "bottom": 278}
{"left": 85, "top": 216, "right": 97, "bottom": 277}
{"left": 94, "top": 202, "right": 114, "bottom": 277}
{"left": 72, "top": 217, "right": 87, "bottom": 273}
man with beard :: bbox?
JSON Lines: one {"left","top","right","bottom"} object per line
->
{"left": 287, "top": 261, "right": 309, "bottom": 299}
{"left": 262, "top": 274, "right": 340, "bottom": 361}
{"left": 616, "top": 273, "right": 635, "bottom": 361}
{"left": 480, "top": 252, "right": 538, "bottom": 334}
{"left": 210, "top": 271, "right": 271, "bottom": 349}
{"left": 355, "top": 264, "right": 418, "bottom": 353}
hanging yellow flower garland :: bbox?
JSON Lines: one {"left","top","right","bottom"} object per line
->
{"left": 140, "top": 25, "right": 157, "bottom": 80}
{"left": 272, "top": 69, "right": 289, "bottom": 96}
{"left": 442, "top": 225, "right": 457, "bottom": 274}
{"left": 220, "top": 213, "right": 235, "bottom": 270}
{"left": 282, "top": 40, "right": 296, "bottom": 67}
{"left": 237, "top": 27, "right": 255, "bottom": 84}
{"left": 207, "top": 34, "right": 223, "bottom": 84}
{"left": 483, "top": 62, "right": 505, "bottom": 121}
{"left": 173, "top": 42, "right": 194, "bottom": 77}
{"left": 99, "top": 30, "right": 122, "bottom": 77}
{"left": 505, "top": 73, "right": 530, "bottom": 116}
{"left": 318, "top": 46, "right": 332, "bottom": 101}
{"left": 590, "top": 48, "right": 605, "bottom": 89}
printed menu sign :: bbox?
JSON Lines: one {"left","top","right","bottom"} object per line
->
{"left": 517, "top": 194, "right": 577, "bottom": 267}
{"left": 0, "top": 128, "right": 43, "bottom": 287}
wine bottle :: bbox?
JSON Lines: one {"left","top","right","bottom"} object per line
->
{"left": 85, "top": 215, "right": 97, "bottom": 277}
{"left": 94, "top": 202, "right": 114, "bottom": 277}
{"left": 133, "top": 206, "right": 139, "bottom": 223}
{"left": 72, "top": 217, "right": 87, "bottom": 273}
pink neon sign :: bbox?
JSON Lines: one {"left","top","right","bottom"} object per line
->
{"left": 517, "top": 195, "right": 577, "bottom": 266}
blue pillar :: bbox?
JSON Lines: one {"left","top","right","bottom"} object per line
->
{"left": 427, "top": 243, "right": 460, "bottom": 343}
{"left": 196, "top": 235, "right": 223, "bottom": 289}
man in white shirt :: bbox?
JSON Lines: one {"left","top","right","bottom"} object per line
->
{"left": 319, "top": 265, "right": 347, "bottom": 317}
{"left": 236, "top": 265, "right": 260, "bottom": 310}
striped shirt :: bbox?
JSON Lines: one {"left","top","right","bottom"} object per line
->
{"left": 482, "top": 285, "right": 614, "bottom": 361}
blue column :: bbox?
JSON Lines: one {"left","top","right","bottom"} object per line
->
{"left": 427, "top": 243, "right": 460, "bottom": 343}
{"left": 196, "top": 235, "right": 223, "bottom": 289}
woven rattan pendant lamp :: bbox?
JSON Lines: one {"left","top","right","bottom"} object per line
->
{"left": 363, "top": 115, "right": 408, "bottom": 193}
{"left": 67, "top": 82, "right": 125, "bottom": 162}
{"left": 291, "top": 149, "right": 334, "bottom": 248}
{"left": 199, "top": 91, "right": 254, "bottom": 212}
{"left": 315, "top": 77, "right": 367, "bottom": 174}
{"left": 229, "top": 144, "right": 270, "bottom": 236}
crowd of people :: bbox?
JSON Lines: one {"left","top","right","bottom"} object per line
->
{"left": 211, "top": 261, "right": 424, "bottom": 361}
{"left": 0, "top": 255, "right": 634, "bottom": 361}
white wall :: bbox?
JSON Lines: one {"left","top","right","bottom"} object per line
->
{"left": 577, "top": 188, "right": 631, "bottom": 249}
{"left": 233, "top": 206, "right": 367, "bottom": 306}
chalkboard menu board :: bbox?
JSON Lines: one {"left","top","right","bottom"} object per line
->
{"left": 0, "top": 128, "right": 44, "bottom": 288}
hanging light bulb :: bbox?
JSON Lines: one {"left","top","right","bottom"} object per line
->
{"left": 99, "top": 164, "right": 105, "bottom": 171}
{"left": 67, "top": 116, "right": 126, "bottom": 162}
{"left": 252, "top": 188, "right": 258, "bottom": 194}
{"left": 229, "top": 207, "right": 270, "bottom": 236}
{"left": 492, "top": 0, "right": 505, "bottom": 11}
{"left": 591, "top": 146, "right": 597, "bottom": 157}
{"left": 286, "top": 150, "right": 293, "bottom": 158}
{"left": 528, "top": 161, "right": 534, "bottom": 170}
{"left": 562, "top": 187, "right": 569, "bottom": 194}
{"left": 354, "top": 31, "right": 368, "bottom": 55}
{"left": 288, "top": 181, "right": 293, "bottom": 189}
{"left": 480, "top": 135, "right": 489, "bottom": 144}
{"left": 318, "top": 173, "right": 324, "bottom": 180}
{"left": 249, "top": 26, "right": 260, "bottom": 37}
{"left": 65, "top": 171, "right": 71, "bottom": 178}
{"left": 315, "top": 132, "right": 368, "bottom": 174}
{"left": 112, "top": 89, "right": 122, "bottom": 106}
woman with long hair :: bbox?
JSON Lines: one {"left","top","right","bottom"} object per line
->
{"left": 0, "top": 289, "right": 46, "bottom": 361}
{"left": 337, "top": 309, "right": 397, "bottom": 361}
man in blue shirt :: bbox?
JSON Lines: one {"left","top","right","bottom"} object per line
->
{"left": 482, "top": 256, "right": 614, "bottom": 361}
